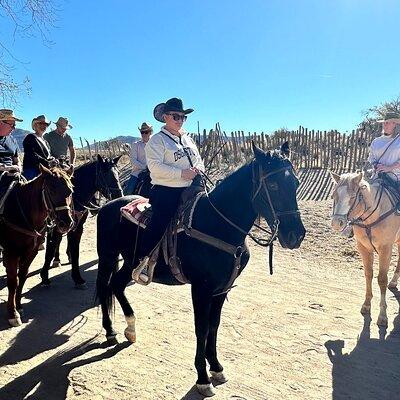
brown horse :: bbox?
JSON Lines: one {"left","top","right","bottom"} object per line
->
{"left": 331, "top": 172, "right": 400, "bottom": 327}
{"left": 0, "top": 166, "right": 74, "bottom": 327}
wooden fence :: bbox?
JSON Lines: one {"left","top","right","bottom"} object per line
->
{"left": 77, "top": 126, "right": 375, "bottom": 200}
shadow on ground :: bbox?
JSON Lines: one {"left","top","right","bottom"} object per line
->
{"left": 325, "top": 287, "right": 400, "bottom": 400}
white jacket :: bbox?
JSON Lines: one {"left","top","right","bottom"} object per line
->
{"left": 145, "top": 128, "right": 205, "bottom": 187}
{"left": 130, "top": 140, "right": 147, "bottom": 177}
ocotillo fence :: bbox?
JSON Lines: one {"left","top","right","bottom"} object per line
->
{"left": 194, "top": 126, "right": 374, "bottom": 174}
{"left": 76, "top": 126, "right": 375, "bottom": 200}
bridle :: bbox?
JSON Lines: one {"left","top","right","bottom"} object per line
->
{"left": 203, "top": 159, "right": 301, "bottom": 247}
{"left": 95, "top": 161, "right": 122, "bottom": 200}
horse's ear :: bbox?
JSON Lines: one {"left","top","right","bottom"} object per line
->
{"left": 281, "top": 141, "right": 290, "bottom": 157}
{"left": 39, "top": 164, "right": 52, "bottom": 175}
{"left": 355, "top": 171, "right": 363, "bottom": 184}
{"left": 330, "top": 171, "right": 341, "bottom": 183}
{"left": 113, "top": 155, "right": 122, "bottom": 165}
{"left": 252, "top": 141, "right": 266, "bottom": 161}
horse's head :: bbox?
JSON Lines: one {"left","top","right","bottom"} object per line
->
{"left": 95, "top": 154, "right": 123, "bottom": 199}
{"left": 251, "top": 141, "right": 305, "bottom": 249}
{"left": 40, "top": 165, "right": 74, "bottom": 234}
{"left": 330, "top": 171, "right": 371, "bottom": 236}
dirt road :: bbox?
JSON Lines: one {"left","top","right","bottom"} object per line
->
{"left": 1, "top": 201, "right": 399, "bottom": 399}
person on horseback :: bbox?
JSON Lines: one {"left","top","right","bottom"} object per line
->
{"left": 22, "top": 115, "right": 56, "bottom": 180}
{"left": 133, "top": 97, "right": 205, "bottom": 282}
{"left": 0, "top": 109, "right": 23, "bottom": 212}
{"left": 368, "top": 111, "right": 400, "bottom": 179}
{"left": 125, "top": 122, "right": 153, "bottom": 195}
{"left": 44, "top": 116, "right": 76, "bottom": 168}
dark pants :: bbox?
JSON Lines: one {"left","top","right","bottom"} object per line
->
{"left": 138, "top": 185, "right": 185, "bottom": 258}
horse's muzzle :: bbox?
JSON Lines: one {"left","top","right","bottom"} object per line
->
{"left": 331, "top": 215, "right": 347, "bottom": 232}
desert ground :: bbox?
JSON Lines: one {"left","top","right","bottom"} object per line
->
{"left": 1, "top": 200, "right": 399, "bottom": 400}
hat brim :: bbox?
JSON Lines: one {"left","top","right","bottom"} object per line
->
{"left": 1, "top": 116, "right": 23, "bottom": 122}
{"left": 32, "top": 120, "right": 51, "bottom": 130}
{"left": 55, "top": 122, "right": 73, "bottom": 130}
{"left": 153, "top": 103, "right": 194, "bottom": 123}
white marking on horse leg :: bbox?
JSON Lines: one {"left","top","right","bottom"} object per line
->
{"left": 8, "top": 311, "right": 22, "bottom": 327}
{"left": 196, "top": 383, "right": 216, "bottom": 397}
{"left": 210, "top": 370, "right": 228, "bottom": 383}
{"left": 124, "top": 314, "right": 136, "bottom": 343}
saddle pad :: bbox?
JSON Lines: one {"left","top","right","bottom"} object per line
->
{"left": 121, "top": 196, "right": 152, "bottom": 228}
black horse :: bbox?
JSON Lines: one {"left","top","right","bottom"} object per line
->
{"left": 96, "top": 142, "right": 306, "bottom": 396}
{"left": 40, "top": 155, "right": 123, "bottom": 287}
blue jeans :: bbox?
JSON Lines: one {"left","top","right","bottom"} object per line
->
{"left": 124, "top": 175, "right": 138, "bottom": 195}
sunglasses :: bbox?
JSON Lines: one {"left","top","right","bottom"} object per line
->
{"left": 1, "top": 120, "right": 16, "bottom": 129}
{"left": 141, "top": 131, "right": 152, "bottom": 135}
{"left": 167, "top": 113, "right": 187, "bottom": 122}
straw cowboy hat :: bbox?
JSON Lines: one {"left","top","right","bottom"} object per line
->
{"left": 32, "top": 115, "right": 51, "bottom": 130}
{"left": 153, "top": 98, "right": 194, "bottom": 123}
{"left": 54, "top": 116, "right": 73, "bottom": 130}
{"left": 0, "top": 109, "right": 23, "bottom": 122}
{"left": 377, "top": 112, "right": 400, "bottom": 124}
{"left": 138, "top": 122, "right": 153, "bottom": 133}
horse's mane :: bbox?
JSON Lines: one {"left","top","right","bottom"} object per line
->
{"left": 214, "top": 150, "right": 286, "bottom": 192}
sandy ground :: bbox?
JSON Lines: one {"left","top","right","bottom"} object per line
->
{"left": 0, "top": 200, "right": 400, "bottom": 400}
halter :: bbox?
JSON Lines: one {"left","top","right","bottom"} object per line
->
{"left": 42, "top": 183, "right": 72, "bottom": 230}
{"left": 95, "top": 161, "right": 122, "bottom": 199}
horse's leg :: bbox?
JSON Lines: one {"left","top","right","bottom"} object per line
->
{"left": 16, "top": 249, "right": 38, "bottom": 313}
{"left": 357, "top": 241, "right": 374, "bottom": 315}
{"left": 40, "top": 229, "right": 62, "bottom": 285}
{"left": 206, "top": 293, "right": 228, "bottom": 384}
{"left": 69, "top": 214, "right": 88, "bottom": 287}
{"left": 111, "top": 261, "right": 136, "bottom": 342}
{"left": 191, "top": 284, "right": 215, "bottom": 397}
{"left": 377, "top": 244, "right": 391, "bottom": 327}
{"left": 52, "top": 236, "right": 61, "bottom": 268}
{"left": 3, "top": 251, "right": 22, "bottom": 326}
{"left": 389, "top": 243, "right": 400, "bottom": 289}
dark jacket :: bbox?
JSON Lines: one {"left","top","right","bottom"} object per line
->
{"left": 22, "top": 133, "right": 53, "bottom": 172}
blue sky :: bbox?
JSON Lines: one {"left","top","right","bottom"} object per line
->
{"left": 3, "top": 0, "right": 400, "bottom": 143}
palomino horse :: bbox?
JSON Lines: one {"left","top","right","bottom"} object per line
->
{"left": 40, "top": 155, "right": 123, "bottom": 287}
{"left": 0, "top": 166, "right": 74, "bottom": 326}
{"left": 96, "top": 142, "right": 306, "bottom": 396}
{"left": 331, "top": 172, "right": 400, "bottom": 327}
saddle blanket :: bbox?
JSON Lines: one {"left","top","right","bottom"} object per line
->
{"left": 120, "top": 196, "right": 152, "bottom": 228}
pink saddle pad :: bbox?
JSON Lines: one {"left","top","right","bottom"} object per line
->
{"left": 120, "top": 196, "right": 151, "bottom": 228}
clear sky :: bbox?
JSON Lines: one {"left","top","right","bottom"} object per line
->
{"left": 3, "top": 0, "right": 400, "bottom": 143}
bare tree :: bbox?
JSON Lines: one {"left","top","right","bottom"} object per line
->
{"left": 359, "top": 96, "right": 400, "bottom": 137}
{"left": 0, "top": 0, "right": 59, "bottom": 106}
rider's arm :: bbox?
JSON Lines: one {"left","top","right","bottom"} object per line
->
{"left": 131, "top": 142, "right": 146, "bottom": 171}
{"left": 145, "top": 135, "right": 182, "bottom": 180}
{"left": 68, "top": 135, "right": 76, "bottom": 166}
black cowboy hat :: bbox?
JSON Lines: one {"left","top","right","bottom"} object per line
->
{"left": 153, "top": 98, "right": 194, "bottom": 123}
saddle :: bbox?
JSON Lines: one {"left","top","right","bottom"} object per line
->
{"left": 376, "top": 173, "right": 400, "bottom": 213}
{"left": 121, "top": 188, "right": 204, "bottom": 286}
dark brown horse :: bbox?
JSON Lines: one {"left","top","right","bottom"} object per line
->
{"left": 0, "top": 166, "right": 74, "bottom": 327}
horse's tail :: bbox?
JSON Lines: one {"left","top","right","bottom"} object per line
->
{"left": 95, "top": 199, "right": 122, "bottom": 319}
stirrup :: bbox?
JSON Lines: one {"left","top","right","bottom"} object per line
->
{"left": 132, "top": 257, "right": 150, "bottom": 285}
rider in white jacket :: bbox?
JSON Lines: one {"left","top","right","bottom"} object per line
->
{"left": 133, "top": 98, "right": 204, "bottom": 283}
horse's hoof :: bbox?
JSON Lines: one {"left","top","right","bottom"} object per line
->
{"left": 41, "top": 278, "right": 51, "bottom": 286}
{"left": 360, "top": 305, "right": 371, "bottom": 315}
{"left": 8, "top": 316, "right": 22, "bottom": 327}
{"left": 377, "top": 316, "right": 388, "bottom": 327}
{"left": 106, "top": 334, "right": 119, "bottom": 345}
{"left": 74, "top": 282, "right": 88, "bottom": 290}
{"left": 388, "top": 281, "right": 397, "bottom": 289}
{"left": 51, "top": 260, "right": 61, "bottom": 269}
{"left": 210, "top": 370, "right": 228, "bottom": 383}
{"left": 196, "top": 383, "right": 216, "bottom": 397}
{"left": 124, "top": 327, "right": 136, "bottom": 343}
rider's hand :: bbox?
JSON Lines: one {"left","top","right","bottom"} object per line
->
{"left": 181, "top": 168, "right": 199, "bottom": 181}
{"left": 376, "top": 164, "right": 392, "bottom": 173}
